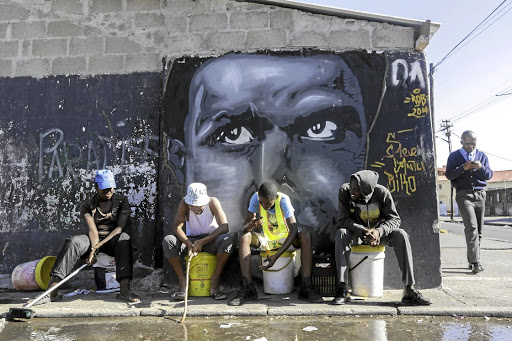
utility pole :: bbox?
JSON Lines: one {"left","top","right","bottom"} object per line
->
{"left": 440, "top": 120, "right": 454, "bottom": 221}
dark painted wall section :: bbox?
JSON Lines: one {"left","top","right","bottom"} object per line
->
{"left": 159, "top": 50, "right": 441, "bottom": 288}
{"left": 0, "top": 50, "right": 440, "bottom": 289}
{"left": 0, "top": 73, "right": 161, "bottom": 274}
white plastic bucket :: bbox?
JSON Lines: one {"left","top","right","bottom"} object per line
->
{"left": 349, "top": 245, "right": 385, "bottom": 297}
{"left": 261, "top": 250, "right": 295, "bottom": 294}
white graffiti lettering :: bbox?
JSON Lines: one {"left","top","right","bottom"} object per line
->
{"left": 390, "top": 59, "right": 426, "bottom": 89}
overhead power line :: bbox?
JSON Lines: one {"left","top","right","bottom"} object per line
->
{"left": 451, "top": 132, "right": 512, "bottom": 162}
{"left": 431, "top": 0, "right": 511, "bottom": 73}
{"left": 447, "top": 2, "right": 512, "bottom": 58}
{"left": 447, "top": 83, "right": 512, "bottom": 122}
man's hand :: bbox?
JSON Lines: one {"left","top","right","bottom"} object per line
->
{"left": 471, "top": 160, "right": 482, "bottom": 170}
{"left": 353, "top": 224, "right": 368, "bottom": 239}
{"left": 86, "top": 251, "right": 97, "bottom": 266}
{"left": 244, "top": 216, "right": 263, "bottom": 233}
{"left": 364, "top": 229, "right": 381, "bottom": 246}
{"left": 190, "top": 239, "right": 204, "bottom": 255}
{"left": 463, "top": 160, "right": 474, "bottom": 171}
{"left": 259, "top": 254, "right": 279, "bottom": 270}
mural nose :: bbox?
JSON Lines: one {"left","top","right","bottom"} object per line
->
{"left": 255, "top": 128, "right": 291, "bottom": 186}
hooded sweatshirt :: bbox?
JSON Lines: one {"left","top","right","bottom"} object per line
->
{"left": 338, "top": 170, "right": 401, "bottom": 238}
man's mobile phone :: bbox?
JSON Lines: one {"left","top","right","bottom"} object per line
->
{"left": 254, "top": 215, "right": 262, "bottom": 220}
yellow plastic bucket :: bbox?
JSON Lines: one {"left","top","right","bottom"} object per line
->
{"left": 11, "top": 256, "right": 57, "bottom": 291}
{"left": 184, "top": 253, "right": 217, "bottom": 297}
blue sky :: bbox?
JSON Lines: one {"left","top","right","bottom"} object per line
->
{"left": 298, "top": 0, "right": 512, "bottom": 171}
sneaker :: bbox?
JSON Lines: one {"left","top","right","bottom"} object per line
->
{"left": 298, "top": 278, "right": 323, "bottom": 303}
{"left": 401, "top": 288, "right": 432, "bottom": 306}
{"left": 330, "top": 287, "right": 348, "bottom": 305}
{"left": 228, "top": 278, "right": 258, "bottom": 306}
{"left": 471, "top": 263, "right": 484, "bottom": 273}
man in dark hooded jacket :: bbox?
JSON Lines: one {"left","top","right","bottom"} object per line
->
{"left": 332, "top": 170, "right": 431, "bottom": 306}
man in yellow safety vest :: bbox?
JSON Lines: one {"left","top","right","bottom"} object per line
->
{"left": 228, "top": 182, "right": 322, "bottom": 306}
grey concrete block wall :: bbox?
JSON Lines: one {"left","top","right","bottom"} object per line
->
{"left": 0, "top": 0, "right": 416, "bottom": 78}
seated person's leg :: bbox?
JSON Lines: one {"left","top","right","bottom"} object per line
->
{"left": 162, "top": 234, "right": 188, "bottom": 296}
{"left": 104, "top": 232, "right": 140, "bottom": 302}
{"left": 379, "top": 229, "right": 414, "bottom": 287}
{"left": 228, "top": 232, "right": 260, "bottom": 306}
{"left": 380, "top": 229, "right": 431, "bottom": 306}
{"left": 296, "top": 228, "right": 323, "bottom": 303}
{"left": 202, "top": 233, "right": 234, "bottom": 298}
{"left": 332, "top": 228, "right": 354, "bottom": 305}
{"left": 30, "top": 235, "right": 90, "bottom": 304}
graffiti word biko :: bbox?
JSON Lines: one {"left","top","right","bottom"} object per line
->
{"left": 404, "top": 88, "right": 429, "bottom": 119}
{"left": 38, "top": 128, "right": 158, "bottom": 182}
{"left": 371, "top": 130, "right": 425, "bottom": 196}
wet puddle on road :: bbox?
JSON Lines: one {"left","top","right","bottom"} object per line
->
{"left": 2, "top": 315, "right": 512, "bottom": 340}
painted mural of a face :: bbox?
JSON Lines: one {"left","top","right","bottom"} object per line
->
{"left": 181, "top": 54, "right": 366, "bottom": 248}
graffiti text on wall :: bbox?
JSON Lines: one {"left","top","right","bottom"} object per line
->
{"left": 404, "top": 88, "right": 429, "bottom": 119}
{"left": 390, "top": 60, "right": 426, "bottom": 89}
{"left": 38, "top": 128, "right": 158, "bottom": 182}
{"left": 371, "top": 129, "right": 425, "bottom": 196}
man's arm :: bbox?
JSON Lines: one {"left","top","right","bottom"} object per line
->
{"left": 445, "top": 152, "right": 472, "bottom": 180}
{"left": 191, "top": 197, "right": 229, "bottom": 253}
{"left": 92, "top": 196, "right": 130, "bottom": 251}
{"left": 172, "top": 199, "right": 193, "bottom": 253}
{"left": 260, "top": 216, "right": 298, "bottom": 270}
{"left": 338, "top": 186, "right": 367, "bottom": 237}
{"left": 374, "top": 189, "right": 401, "bottom": 239}
{"left": 474, "top": 153, "right": 493, "bottom": 180}
{"left": 80, "top": 200, "right": 100, "bottom": 265}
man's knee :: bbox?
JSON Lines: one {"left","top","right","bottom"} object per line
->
{"left": 298, "top": 229, "right": 311, "bottom": 243}
{"left": 162, "top": 234, "right": 181, "bottom": 258}
{"left": 388, "top": 229, "right": 410, "bottom": 245}
{"left": 239, "top": 231, "right": 252, "bottom": 244}
{"left": 217, "top": 233, "right": 234, "bottom": 253}
{"left": 67, "top": 235, "right": 89, "bottom": 249}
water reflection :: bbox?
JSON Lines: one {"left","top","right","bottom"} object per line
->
{"left": 1, "top": 316, "right": 512, "bottom": 341}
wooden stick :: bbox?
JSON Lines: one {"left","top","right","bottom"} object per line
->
{"left": 179, "top": 254, "right": 193, "bottom": 323}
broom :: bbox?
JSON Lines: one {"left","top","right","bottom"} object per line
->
{"left": 7, "top": 263, "right": 88, "bottom": 320}
{"left": 179, "top": 254, "right": 193, "bottom": 323}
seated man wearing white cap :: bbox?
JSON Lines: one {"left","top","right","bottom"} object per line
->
{"left": 29, "top": 169, "right": 140, "bottom": 304}
{"left": 162, "top": 183, "right": 234, "bottom": 300}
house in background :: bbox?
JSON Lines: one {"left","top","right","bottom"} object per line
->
{"left": 438, "top": 167, "right": 512, "bottom": 216}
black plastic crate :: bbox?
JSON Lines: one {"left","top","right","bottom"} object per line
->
{"left": 311, "top": 255, "right": 336, "bottom": 297}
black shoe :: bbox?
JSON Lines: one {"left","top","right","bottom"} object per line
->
{"left": 298, "top": 278, "right": 323, "bottom": 303}
{"left": 228, "top": 278, "right": 258, "bottom": 306}
{"left": 330, "top": 287, "right": 348, "bottom": 305}
{"left": 471, "top": 263, "right": 484, "bottom": 273}
{"left": 401, "top": 288, "right": 432, "bottom": 306}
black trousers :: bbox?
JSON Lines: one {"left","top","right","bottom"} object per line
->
{"left": 50, "top": 233, "right": 133, "bottom": 281}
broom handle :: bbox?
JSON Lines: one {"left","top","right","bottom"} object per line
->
{"left": 180, "top": 254, "right": 193, "bottom": 323}
{"left": 24, "top": 263, "right": 88, "bottom": 309}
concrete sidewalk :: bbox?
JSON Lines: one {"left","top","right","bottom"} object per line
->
{"left": 2, "top": 227, "right": 512, "bottom": 319}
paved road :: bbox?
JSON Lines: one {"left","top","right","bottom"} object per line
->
{"left": 441, "top": 221, "right": 512, "bottom": 246}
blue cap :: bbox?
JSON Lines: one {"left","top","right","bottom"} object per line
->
{"left": 95, "top": 169, "right": 116, "bottom": 189}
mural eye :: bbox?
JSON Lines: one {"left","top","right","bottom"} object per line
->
{"left": 218, "top": 126, "right": 253, "bottom": 144}
{"left": 304, "top": 121, "right": 337, "bottom": 141}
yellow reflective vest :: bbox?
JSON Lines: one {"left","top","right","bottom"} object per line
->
{"left": 259, "top": 193, "right": 289, "bottom": 241}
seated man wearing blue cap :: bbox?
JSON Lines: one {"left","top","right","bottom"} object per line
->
{"left": 29, "top": 169, "right": 140, "bottom": 304}
{"left": 162, "top": 183, "right": 233, "bottom": 300}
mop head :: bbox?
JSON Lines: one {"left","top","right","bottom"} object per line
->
{"left": 7, "top": 308, "right": 35, "bottom": 320}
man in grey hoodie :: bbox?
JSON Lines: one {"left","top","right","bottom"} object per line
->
{"left": 332, "top": 170, "right": 431, "bottom": 305}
